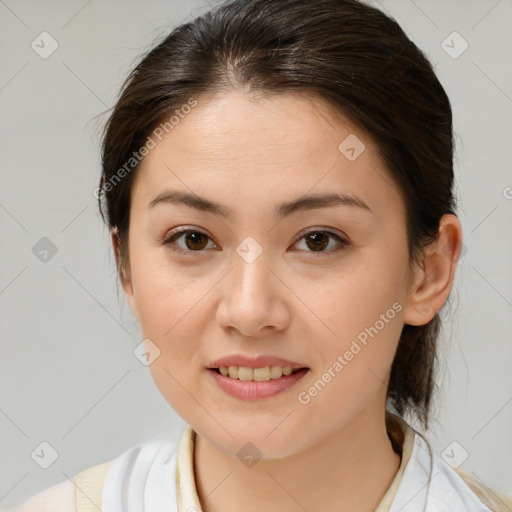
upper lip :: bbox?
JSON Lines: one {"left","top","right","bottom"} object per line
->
{"left": 208, "top": 354, "right": 308, "bottom": 369}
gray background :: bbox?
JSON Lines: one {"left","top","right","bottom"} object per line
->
{"left": 1, "top": 0, "right": 511, "bottom": 508}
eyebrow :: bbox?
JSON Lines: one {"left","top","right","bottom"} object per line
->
{"left": 147, "top": 189, "right": 371, "bottom": 218}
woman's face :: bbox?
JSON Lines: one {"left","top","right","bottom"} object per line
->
{"left": 119, "top": 90, "right": 422, "bottom": 457}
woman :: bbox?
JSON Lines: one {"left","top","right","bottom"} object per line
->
{"left": 12, "top": 0, "right": 511, "bottom": 510}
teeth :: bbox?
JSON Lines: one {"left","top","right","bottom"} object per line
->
{"left": 228, "top": 366, "right": 238, "bottom": 379}
{"left": 218, "top": 365, "right": 295, "bottom": 381}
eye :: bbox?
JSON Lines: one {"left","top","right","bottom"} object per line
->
{"left": 293, "top": 229, "right": 350, "bottom": 256}
{"left": 163, "top": 228, "right": 218, "bottom": 254}
{"left": 162, "top": 227, "right": 350, "bottom": 256}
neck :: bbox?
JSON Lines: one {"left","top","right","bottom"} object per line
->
{"left": 193, "top": 403, "right": 402, "bottom": 512}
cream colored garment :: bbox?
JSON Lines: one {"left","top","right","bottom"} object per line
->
{"left": 73, "top": 459, "right": 113, "bottom": 511}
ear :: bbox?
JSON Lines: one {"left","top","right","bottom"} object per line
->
{"left": 110, "top": 227, "right": 139, "bottom": 320}
{"left": 402, "top": 214, "right": 463, "bottom": 326}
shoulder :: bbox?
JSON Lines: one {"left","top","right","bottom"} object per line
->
{"left": 415, "top": 432, "right": 511, "bottom": 512}
{"left": 9, "top": 479, "right": 75, "bottom": 512}
{"left": 8, "top": 455, "right": 115, "bottom": 512}
{"left": 7, "top": 437, "right": 181, "bottom": 512}
{"left": 391, "top": 422, "right": 511, "bottom": 512}
{"left": 9, "top": 438, "right": 181, "bottom": 512}
{"left": 455, "top": 468, "right": 512, "bottom": 512}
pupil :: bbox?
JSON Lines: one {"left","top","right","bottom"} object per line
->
{"left": 306, "top": 232, "right": 328, "bottom": 251}
{"left": 186, "top": 232, "right": 208, "bottom": 250}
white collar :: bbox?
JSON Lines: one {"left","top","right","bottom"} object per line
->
{"left": 102, "top": 413, "right": 492, "bottom": 511}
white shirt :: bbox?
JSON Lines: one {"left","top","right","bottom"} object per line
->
{"left": 100, "top": 414, "right": 492, "bottom": 512}
{"left": 11, "top": 412, "right": 496, "bottom": 512}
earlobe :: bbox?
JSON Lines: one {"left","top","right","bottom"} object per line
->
{"left": 110, "top": 227, "right": 139, "bottom": 320}
{"left": 122, "top": 276, "right": 139, "bottom": 322}
{"left": 402, "top": 214, "right": 463, "bottom": 326}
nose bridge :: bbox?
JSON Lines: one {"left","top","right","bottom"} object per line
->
{"left": 216, "top": 235, "right": 289, "bottom": 334}
{"left": 231, "top": 235, "right": 272, "bottom": 308}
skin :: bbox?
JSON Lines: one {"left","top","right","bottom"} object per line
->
{"left": 112, "top": 90, "right": 463, "bottom": 512}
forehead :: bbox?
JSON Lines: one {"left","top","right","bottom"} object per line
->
{"left": 131, "top": 90, "right": 402, "bottom": 218}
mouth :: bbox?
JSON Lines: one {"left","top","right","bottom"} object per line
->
{"left": 206, "top": 355, "right": 310, "bottom": 399}
{"left": 207, "top": 366, "right": 310, "bottom": 400}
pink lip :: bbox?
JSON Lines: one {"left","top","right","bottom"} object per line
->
{"left": 207, "top": 367, "right": 309, "bottom": 400}
{"left": 208, "top": 354, "right": 308, "bottom": 370}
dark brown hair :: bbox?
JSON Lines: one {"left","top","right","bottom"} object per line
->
{"left": 98, "top": 0, "right": 457, "bottom": 431}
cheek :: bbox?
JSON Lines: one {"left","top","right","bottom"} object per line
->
{"left": 316, "top": 255, "right": 404, "bottom": 323}
{"left": 131, "top": 249, "right": 202, "bottom": 331}
{"left": 132, "top": 256, "right": 209, "bottom": 414}
{"left": 307, "top": 252, "right": 406, "bottom": 377}
{"left": 298, "top": 278, "right": 404, "bottom": 426}
{"left": 130, "top": 250, "right": 224, "bottom": 369}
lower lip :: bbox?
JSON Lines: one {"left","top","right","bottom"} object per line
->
{"left": 207, "top": 368, "right": 309, "bottom": 400}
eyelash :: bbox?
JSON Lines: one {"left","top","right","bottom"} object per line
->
{"left": 162, "top": 227, "right": 350, "bottom": 257}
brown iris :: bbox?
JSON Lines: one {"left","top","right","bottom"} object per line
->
{"left": 304, "top": 232, "right": 330, "bottom": 252}
{"left": 183, "top": 231, "right": 209, "bottom": 250}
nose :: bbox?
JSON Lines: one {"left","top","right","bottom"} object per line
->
{"left": 215, "top": 249, "right": 291, "bottom": 337}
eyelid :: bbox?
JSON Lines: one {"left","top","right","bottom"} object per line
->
{"left": 295, "top": 226, "right": 349, "bottom": 243}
